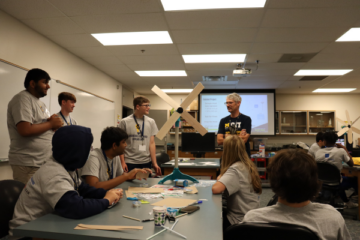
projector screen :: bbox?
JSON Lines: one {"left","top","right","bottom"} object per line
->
{"left": 199, "top": 90, "right": 275, "bottom": 136}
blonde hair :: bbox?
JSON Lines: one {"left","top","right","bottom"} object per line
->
{"left": 221, "top": 135, "right": 262, "bottom": 194}
{"left": 227, "top": 93, "right": 242, "bottom": 103}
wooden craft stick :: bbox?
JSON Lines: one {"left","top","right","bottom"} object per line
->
{"left": 174, "top": 213, "right": 188, "bottom": 219}
{"left": 123, "top": 215, "right": 141, "bottom": 222}
{"left": 146, "top": 229, "right": 167, "bottom": 240}
{"left": 76, "top": 224, "right": 143, "bottom": 231}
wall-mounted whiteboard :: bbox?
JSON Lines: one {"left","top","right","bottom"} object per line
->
{"left": 0, "top": 60, "right": 114, "bottom": 158}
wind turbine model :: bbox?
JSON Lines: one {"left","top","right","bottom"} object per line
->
{"left": 152, "top": 83, "right": 208, "bottom": 184}
{"left": 336, "top": 110, "right": 360, "bottom": 144}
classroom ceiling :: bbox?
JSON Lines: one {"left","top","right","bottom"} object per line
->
{"left": 1, "top": 0, "right": 360, "bottom": 94}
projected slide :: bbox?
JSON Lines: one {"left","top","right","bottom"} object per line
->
{"left": 200, "top": 93, "right": 275, "bottom": 135}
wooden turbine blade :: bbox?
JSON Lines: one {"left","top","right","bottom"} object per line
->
{"left": 337, "top": 127, "right": 349, "bottom": 137}
{"left": 351, "top": 116, "right": 360, "bottom": 126}
{"left": 351, "top": 126, "right": 360, "bottom": 135}
{"left": 346, "top": 110, "right": 351, "bottom": 124}
{"left": 156, "top": 112, "right": 181, "bottom": 140}
{"left": 180, "top": 83, "right": 204, "bottom": 109}
{"left": 181, "top": 111, "right": 208, "bottom": 136}
{"left": 336, "top": 117, "right": 346, "bottom": 126}
{"left": 151, "top": 85, "right": 180, "bottom": 109}
{"left": 347, "top": 128, "right": 353, "bottom": 144}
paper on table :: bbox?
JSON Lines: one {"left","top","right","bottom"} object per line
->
{"left": 136, "top": 171, "right": 149, "bottom": 179}
{"left": 75, "top": 224, "right": 143, "bottom": 231}
{"left": 151, "top": 198, "right": 197, "bottom": 208}
{"left": 125, "top": 190, "right": 136, "bottom": 198}
{"left": 128, "top": 187, "right": 164, "bottom": 193}
{"left": 186, "top": 186, "right": 198, "bottom": 194}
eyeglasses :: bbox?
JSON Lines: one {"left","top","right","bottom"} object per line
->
{"left": 141, "top": 104, "right": 151, "bottom": 108}
{"left": 224, "top": 102, "right": 235, "bottom": 105}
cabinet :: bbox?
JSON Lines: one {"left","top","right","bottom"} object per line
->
{"left": 308, "top": 111, "right": 335, "bottom": 134}
{"left": 169, "top": 110, "right": 198, "bottom": 134}
{"left": 279, "top": 111, "right": 308, "bottom": 134}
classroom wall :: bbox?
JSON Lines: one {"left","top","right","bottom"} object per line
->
{"left": 0, "top": 10, "right": 123, "bottom": 180}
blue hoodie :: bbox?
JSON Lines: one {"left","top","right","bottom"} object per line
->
{"left": 53, "top": 126, "right": 109, "bottom": 219}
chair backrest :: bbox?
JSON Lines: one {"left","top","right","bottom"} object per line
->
{"left": 0, "top": 180, "right": 25, "bottom": 238}
{"left": 267, "top": 194, "right": 278, "bottom": 206}
{"left": 316, "top": 162, "right": 341, "bottom": 184}
{"left": 156, "top": 152, "right": 170, "bottom": 165}
{"left": 225, "top": 222, "right": 319, "bottom": 240}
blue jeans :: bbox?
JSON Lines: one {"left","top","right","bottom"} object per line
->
{"left": 339, "top": 176, "right": 358, "bottom": 202}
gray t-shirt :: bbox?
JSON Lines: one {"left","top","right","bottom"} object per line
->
{"left": 7, "top": 90, "right": 53, "bottom": 167}
{"left": 55, "top": 112, "right": 78, "bottom": 126}
{"left": 219, "top": 162, "right": 260, "bottom": 224}
{"left": 308, "top": 142, "right": 321, "bottom": 158}
{"left": 243, "top": 202, "right": 351, "bottom": 240}
{"left": 81, "top": 148, "right": 123, "bottom": 182}
{"left": 9, "top": 158, "right": 80, "bottom": 235}
{"left": 118, "top": 114, "right": 158, "bottom": 164}
{"left": 315, "top": 147, "right": 350, "bottom": 171}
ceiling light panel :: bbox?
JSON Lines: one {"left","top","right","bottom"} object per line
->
{"left": 336, "top": 28, "right": 360, "bottom": 42}
{"left": 91, "top": 31, "right": 173, "bottom": 46}
{"left": 161, "top": 0, "right": 267, "bottom": 11}
{"left": 294, "top": 69, "right": 353, "bottom": 76}
{"left": 313, "top": 88, "right": 356, "bottom": 93}
{"left": 183, "top": 54, "right": 246, "bottom": 63}
{"left": 135, "top": 71, "right": 187, "bottom": 77}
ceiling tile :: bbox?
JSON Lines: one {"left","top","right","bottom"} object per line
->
{"left": 255, "top": 27, "right": 349, "bottom": 42}
{"left": 308, "top": 53, "right": 360, "bottom": 64}
{"left": 67, "top": 46, "right": 112, "bottom": 57}
{"left": 107, "top": 44, "right": 180, "bottom": 56}
{"left": 268, "top": 0, "right": 360, "bottom": 8}
{"left": 48, "top": 0, "right": 162, "bottom": 16}
{"left": 256, "top": 63, "right": 305, "bottom": 70}
{"left": 70, "top": 13, "right": 168, "bottom": 33}
{"left": 118, "top": 55, "right": 183, "bottom": 65}
{"left": 95, "top": 64, "right": 132, "bottom": 73}
{"left": 126, "top": 63, "right": 185, "bottom": 71}
{"left": 261, "top": 8, "right": 360, "bottom": 28}
{"left": 236, "top": 80, "right": 285, "bottom": 89}
{"left": 320, "top": 81, "right": 360, "bottom": 88}
{"left": 250, "top": 42, "right": 329, "bottom": 54}
{"left": 165, "top": 9, "right": 264, "bottom": 29}
{"left": 171, "top": 29, "right": 258, "bottom": 43}
{"left": 187, "top": 70, "right": 234, "bottom": 77}
{"left": 46, "top": 34, "right": 101, "bottom": 48}
{"left": 320, "top": 42, "right": 360, "bottom": 54}
{"left": 0, "top": 0, "right": 65, "bottom": 19}
{"left": 82, "top": 56, "right": 123, "bottom": 65}
{"left": 251, "top": 69, "right": 298, "bottom": 76}
{"left": 177, "top": 43, "right": 251, "bottom": 54}
{"left": 246, "top": 53, "right": 283, "bottom": 63}
{"left": 22, "top": 17, "right": 86, "bottom": 35}
{"left": 185, "top": 63, "right": 235, "bottom": 71}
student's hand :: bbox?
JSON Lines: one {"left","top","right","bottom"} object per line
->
{"left": 104, "top": 189, "right": 120, "bottom": 206}
{"left": 48, "top": 114, "right": 63, "bottom": 130}
{"left": 336, "top": 143, "right": 345, "bottom": 149}
{"left": 240, "top": 129, "right": 247, "bottom": 136}
{"left": 122, "top": 162, "right": 128, "bottom": 173}
{"left": 124, "top": 168, "right": 147, "bottom": 180}
{"left": 109, "top": 188, "right": 123, "bottom": 203}
{"left": 153, "top": 164, "right": 162, "bottom": 176}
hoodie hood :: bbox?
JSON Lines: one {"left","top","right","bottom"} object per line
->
{"left": 52, "top": 125, "right": 93, "bottom": 171}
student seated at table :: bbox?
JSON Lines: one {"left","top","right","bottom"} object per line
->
{"left": 81, "top": 127, "right": 152, "bottom": 190}
{"left": 308, "top": 131, "right": 324, "bottom": 158}
{"left": 9, "top": 126, "right": 122, "bottom": 237}
{"left": 242, "top": 149, "right": 351, "bottom": 240}
{"left": 212, "top": 135, "right": 262, "bottom": 231}
{"left": 315, "top": 132, "right": 358, "bottom": 208}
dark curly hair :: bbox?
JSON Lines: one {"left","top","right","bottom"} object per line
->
{"left": 267, "top": 149, "right": 321, "bottom": 203}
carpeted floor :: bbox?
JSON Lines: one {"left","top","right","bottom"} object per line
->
{"left": 259, "top": 188, "right": 360, "bottom": 240}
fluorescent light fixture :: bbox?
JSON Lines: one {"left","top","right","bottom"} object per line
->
{"left": 295, "top": 69, "right": 353, "bottom": 76}
{"left": 183, "top": 54, "right": 246, "bottom": 63}
{"left": 162, "top": 89, "right": 192, "bottom": 93}
{"left": 336, "top": 28, "right": 360, "bottom": 42}
{"left": 313, "top": 88, "right": 356, "bottom": 93}
{"left": 135, "top": 71, "right": 187, "bottom": 77}
{"left": 161, "top": 0, "right": 266, "bottom": 11}
{"left": 91, "top": 31, "right": 173, "bottom": 46}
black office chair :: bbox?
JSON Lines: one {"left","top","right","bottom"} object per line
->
{"left": 155, "top": 152, "right": 170, "bottom": 177}
{"left": 316, "top": 162, "right": 342, "bottom": 208}
{"left": 224, "top": 222, "right": 319, "bottom": 240}
{"left": 267, "top": 194, "right": 278, "bottom": 206}
{"left": 0, "top": 180, "right": 25, "bottom": 238}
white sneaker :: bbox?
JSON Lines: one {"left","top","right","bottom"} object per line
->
{"left": 345, "top": 201, "right": 358, "bottom": 208}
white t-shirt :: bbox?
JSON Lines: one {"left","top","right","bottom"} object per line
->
{"left": 308, "top": 142, "right": 321, "bottom": 158}
{"left": 315, "top": 147, "right": 350, "bottom": 171}
{"left": 55, "top": 112, "right": 78, "bottom": 126}
{"left": 243, "top": 202, "right": 351, "bottom": 240}
{"left": 118, "top": 114, "right": 158, "bottom": 164}
{"left": 81, "top": 148, "right": 123, "bottom": 182}
{"left": 219, "top": 162, "right": 260, "bottom": 224}
{"left": 7, "top": 90, "right": 53, "bottom": 167}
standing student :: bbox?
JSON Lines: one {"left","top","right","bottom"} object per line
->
{"left": 9, "top": 126, "right": 122, "bottom": 237}
{"left": 308, "top": 132, "right": 324, "bottom": 157}
{"left": 81, "top": 127, "right": 152, "bottom": 190}
{"left": 315, "top": 132, "right": 358, "bottom": 208}
{"left": 7, "top": 68, "right": 63, "bottom": 184}
{"left": 243, "top": 149, "right": 351, "bottom": 240}
{"left": 217, "top": 93, "right": 252, "bottom": 157}
{"left": 118, "top": 96, "right": 161, "bottom": 176}
{"left": 56, "top": 92, "right": 78, "bottom": 126}
{"left": 212, "top": 135, "right": 262, "bottom": 232}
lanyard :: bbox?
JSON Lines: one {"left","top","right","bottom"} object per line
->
{"left": 133, "top": 115, "right": 145, "bottom": 141}
{"left": 228, "top": 114, "right": 241, "bottom": 130}
{"left": 68, "top": 170, "right": 79, "bottom": 191}
{"left": 59, "top": 112, "right": 72, "bottom": 125}
{"left": 102, "top": 150, "right": 114, "bottom": 180}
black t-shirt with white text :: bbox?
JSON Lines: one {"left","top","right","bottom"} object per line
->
{"left": 218, "top": 114, "right": 252, "bottom": 157}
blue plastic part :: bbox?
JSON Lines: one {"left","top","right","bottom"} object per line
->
{"left": 127, "top": 197, "right": 138, "bottom": 201}
{"left": 158, "top": 168, "right": 199, "bottom": 184}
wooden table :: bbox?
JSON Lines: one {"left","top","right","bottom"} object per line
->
{"left": 341, "top": 165, "right": 360, "bottom": 219}
{"left": 161, "top": 158, "right": 220, "bottom": 179}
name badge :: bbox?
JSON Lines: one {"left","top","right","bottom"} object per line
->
{"left": 139, "top": 144, "right": 146, "bottom": 152}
